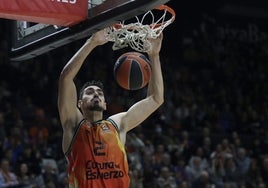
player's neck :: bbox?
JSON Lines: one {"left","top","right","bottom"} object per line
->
{"left": 84, "top": 111, "right": 103, "bottom": 122}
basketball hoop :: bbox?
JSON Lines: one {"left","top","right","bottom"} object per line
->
{"left": 105, "top": 5, "right": 176, "bottom": 52}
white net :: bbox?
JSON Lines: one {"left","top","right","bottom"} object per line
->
{"left": 105, "top": 5, "right": 175, "bottom": 52}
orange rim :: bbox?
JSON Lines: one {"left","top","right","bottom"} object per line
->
{"left": 156, "top": 4, "right": 176, "bottom": 20}
{"left": 112, "top": 5, "right": 176, "bottom": 30}
{"left": 151, "top": 5, "right": 176, "bottom": 29}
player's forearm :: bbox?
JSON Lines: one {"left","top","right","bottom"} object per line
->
{"left": 147, "top": 54, "right": 164, "bottom": 104}
{"left": 60, "top": 38, "right": 98, "bottom": 80}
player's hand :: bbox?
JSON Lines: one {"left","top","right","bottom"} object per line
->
{"left": 89, "top": 29, "right": 109, "bottom": 46}
{"left": 147, "top": 33, "right": 163, "bottom": 56}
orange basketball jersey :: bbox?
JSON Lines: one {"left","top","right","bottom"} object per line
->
{"left": 65, "top": 119, "right": 130, "bottom": 188}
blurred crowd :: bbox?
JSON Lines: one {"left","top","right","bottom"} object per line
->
{"left": 0, "top": 11, "right": 268, "bottom": 188}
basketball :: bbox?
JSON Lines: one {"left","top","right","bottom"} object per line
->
{"left": 114, "top": 52, "right": 151, "bottom": 90}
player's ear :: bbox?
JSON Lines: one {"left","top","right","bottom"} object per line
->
{"left": 77, "top": 100, "right": 82, "bottom": 109}
{"left": 104, "top": 102, "right": 107, "bottom": 111}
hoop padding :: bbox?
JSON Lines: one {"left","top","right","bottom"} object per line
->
{"left": 106, "top": 5, "right": 176, "bottom": 52}
{"left": 0, "top": 0, "right": 88, "bottom": 26}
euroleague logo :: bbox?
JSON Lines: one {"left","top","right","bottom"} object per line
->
{"left": 50, "top": 0, "right": 77, "bottom": 4}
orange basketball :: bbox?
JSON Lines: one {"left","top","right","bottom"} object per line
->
{"left": 114, "top": 52, "right": 151, "bottom": 90}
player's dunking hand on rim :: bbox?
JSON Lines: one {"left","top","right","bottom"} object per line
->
{"left": 57, "top": 28, "right": 164, "bottom": 188}
{"left": 147, "top": 33, "right": 163, "bottom": 56}
{"left": 88, "top": 29, "right": 109, "bottom": 46}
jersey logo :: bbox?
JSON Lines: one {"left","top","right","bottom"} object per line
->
{"left": 101, "top": 124, "right": 110, "bottom": 131}
{"left": 94, "top": 141, "right": 105, "bottom": 156}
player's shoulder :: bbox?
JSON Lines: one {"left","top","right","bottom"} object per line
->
{"left": 104, "top": 118, "right": 119, "bottom": 133}
{"left": 107, "top": 112, "right": 126, "bottom": 128}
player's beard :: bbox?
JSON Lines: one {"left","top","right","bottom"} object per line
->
{"left": 88, "top": 105, "right": 103, "bottom": 111}
{"left": 87, "top": 101, "right": 104, "bottom": 111}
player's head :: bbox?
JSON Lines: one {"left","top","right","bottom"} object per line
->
{"left": 78, "top": 80, "right": 106, "bottom": 112}
{"left": 79, "top": 80, "right": 104, "bottom": 99}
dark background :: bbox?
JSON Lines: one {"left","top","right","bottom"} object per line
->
{"left": 1, "top": 0, "right": 268, "bottom": 187}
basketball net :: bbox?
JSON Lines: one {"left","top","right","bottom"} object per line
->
{"left": 105, "top": 5, "right": 176, "bottom": 52}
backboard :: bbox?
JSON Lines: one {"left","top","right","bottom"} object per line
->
{"left": 9, "top": 0, "right": 170, "bottom": 61}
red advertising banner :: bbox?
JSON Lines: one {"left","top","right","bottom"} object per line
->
{"left": 0, "top": 0, "right": 88, "bottom": 26}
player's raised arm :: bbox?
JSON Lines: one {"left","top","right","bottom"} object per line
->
{"left": 57, "top": 29, "right": 108, "bottom": 152}
{"left": 110, "top": 34, "right": 164, "bottom": 133}
{"left": 146, "top": 33, "right": 164, "bottom": 103}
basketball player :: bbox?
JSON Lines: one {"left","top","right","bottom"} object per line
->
{"left": 57, "top": 29, "right": 164, "bottom": 188}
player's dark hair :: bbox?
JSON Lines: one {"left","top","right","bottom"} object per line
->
{"left": 79, "top": 80, "right": 104, "bottom": 99}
